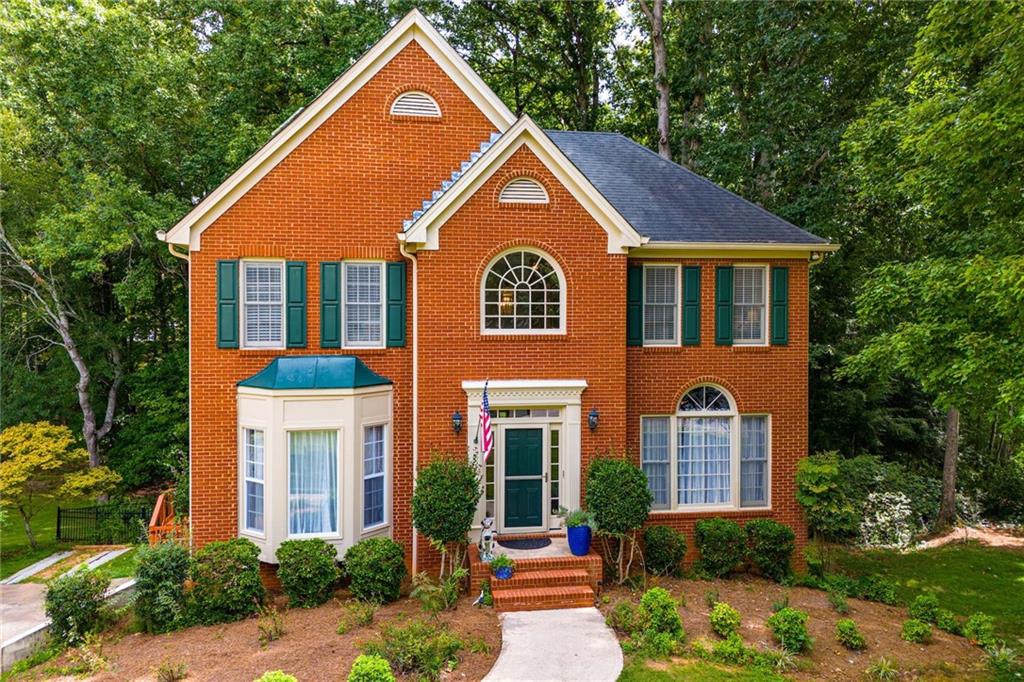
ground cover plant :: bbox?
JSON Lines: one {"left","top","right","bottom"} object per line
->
{"left": 709, "top": 602, "right": 741, "bottom": 639}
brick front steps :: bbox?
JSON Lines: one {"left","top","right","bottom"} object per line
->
{"left": 468, "top": 534, "right": 603, "bottom": 612}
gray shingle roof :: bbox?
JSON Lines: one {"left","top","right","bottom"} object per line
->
{"left": 545, "top": 130, "right": 829, "bottom": 245}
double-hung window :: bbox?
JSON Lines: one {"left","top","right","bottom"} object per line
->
{"left": 243, "top": 429, "right": 265, "bottom": 533}
{"left": 288, "top": 430, "right": 338, "bottom": 536}
{"left": 643, "top": 266, "right": 678, "bottom": 345}
{"left": 733, "top": 266, "right": 767, "bottom": 344}
{"left": 243, "top": 261, "right": 284, "bottom": 347}
{"left": 362, "top": 425, "right": 386, "bottom": 529}
{"left": 740, "top": 416, "right": 768, "bottom": 506}
{"left": 344, "top": 262, "right": 384, "bottom": 347}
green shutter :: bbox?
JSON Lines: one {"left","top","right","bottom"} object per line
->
{"left": 216, "top": 260, "right": 239, "bottom": 348}
{"left": 286, "top": 261, "right": 307, "bottom": 348}
{"left": 320, "top": 262, "right": 341, "bottom": 348}
{"left": 715, "top": 266, "right": 734, "bottom": 346}
{"left": 626, "top": 264, "right": 643, "bottom": 346}
{"left": 386, "top": 261, "right": 407, "bottom": 348}
{"left": 771, "top": 266, "right": 789, "bottom": 346}
{"left": 682, "top": 266, "right": 701, "bottom": 345}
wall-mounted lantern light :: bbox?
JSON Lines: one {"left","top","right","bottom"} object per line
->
{"left": 588, "top": 406, "right": 600, "bottom": 431}
{"left": 452, "top": 410, "right": 463, "bottom": 434}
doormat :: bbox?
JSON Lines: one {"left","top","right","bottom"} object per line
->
{"left": 497, "top": 537, "right": 552, "bottom": 550}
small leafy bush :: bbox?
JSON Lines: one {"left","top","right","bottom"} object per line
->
{"left": 835, "top": 618, "right": 866, "bottom": 650}
{"left": 909, "top": 594, "right": 940, "bottom": 623}
{"left": 45, "top": 568, "right": 111, "bottom": 646}
{"left": 901, "top": 619, "right": 932, "bottom": 643}
{"left": 156, "top": 660, "right": 187, "bottom": 682}
{"left": 643, "top": 525, "right": 687, "bottom": 576}
{"left": 586, "top": 456, "right": 653, "bottom": 536}
{"left": 709, "top": 602, "right": 741, "bottom": 638}
{"left": 363, "top": 620, "right": 462, "bottom": 681}
{"left": 410, "top": 568, "right": 467, "bottom": 614}
{"left": 828, "top": 589, "right": 849, "bottom": 614}
{"left": 855, "top": 575, "right": 897, "bottom": 605}
{"left": 344, "top": 537, "right": 407, "bottom": 604}
{"left": 607, "top": 589, "right": 685, "bottom": 658}
{"left": 605, "top": 600, "right": 640, "bottom": 634}
{"left": 745, "top": 519, "right": 795, "bottom": 582}
{"left": 712, "top": 633, "right": 751, "bottom": 665}
{"left": 640, "top": 588, "right": 684, "bottom": 641}
{"left": 135, "top": 541, "right": 189, "bottom": 633}
{"left": 694, "top": 518, "right": 745, "bottom": 578}
{"left": 188, "top": 537, "right": 265, "bottom": 624}
{"left": 964, "top": 613, "right": 996, "bottom": 647}
{"left": 766, "top": 607, "right": 812, "bottom": 653}
{"left": 347, "top": 654, "right": 395, "bottom": 682}
{"left": 257, "top": 605, "right": 285, "bottom": 647}
{"left": 936, "top": 609, "right": 962, "bottom": 635}
{"left": 255, "top": 672, "right": 298, "bottom": 682}
{"left": 276, "top": 538, "right": 340, "bottom": 608}
{"left": 337, "top": 599, "right": 377, "bottom": 635}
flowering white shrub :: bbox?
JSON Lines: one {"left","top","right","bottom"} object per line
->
{"left": 859, "top": 491, "right": 916, "bottom": 549}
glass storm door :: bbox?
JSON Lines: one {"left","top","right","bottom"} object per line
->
{"left": 503, "top": 428, "right": 544, "bottom": 529}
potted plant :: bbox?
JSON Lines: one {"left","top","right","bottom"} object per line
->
{"left": 490, "top": 554, "right": 515, "bottom": 580}
{"left": 560, "top": 508, "right": 594, "bottom": 556}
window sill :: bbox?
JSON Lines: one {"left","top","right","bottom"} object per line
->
{"left": 240, "top": 529, "right": 266, "bottom": 541}
{"left": 361, "top": 523, "right": 390, "bottom": 537}
{"left": 649, "top": 506, "right": 772, "bottom": 516}
{"left": 478, "top": 333, "right": 568, "bottom": 342}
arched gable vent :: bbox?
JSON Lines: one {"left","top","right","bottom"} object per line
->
{"left": 390, "top": 91, "right": 441, "bottom": 117}
{"left": 499, "top": 177, "right": 549, "bottom": 204}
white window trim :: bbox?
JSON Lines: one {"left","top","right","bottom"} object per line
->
{"left": 239, "top": 426, "right": 266, "bottom": 539}
{"left": 342, "top": 261, "right": 386, "bottom": 349}
{"left": 640, "top": 386, "right": 772, "bottom": 512}
{"left": 732, "top": 264, "right": 769, "bottom": 347}
{"left": 286, "top": 428, "right": 343, "bottom": 540}
{"left": 479, "top": 247, "right": 567, "bottom": 336}
{"left": 361, "top": 423, "right": 389, "bottom": 532}
{"left": 642, "top": 263, "right": 681, "bottom": 347}
{"left": 240, "top": 259, "right": 286, "bottom": 350}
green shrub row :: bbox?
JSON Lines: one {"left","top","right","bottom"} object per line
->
{"left": 643, "top": 518, "right": 796, "bottom": 581}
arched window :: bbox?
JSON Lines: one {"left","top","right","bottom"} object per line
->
{"left": 499, "top": 177, "right": 549, "bottom": 204}
{"left": 390, "top": 91, "right": 441, "bottom": 117}
{"left": 640, "top": 385, "right": 769, "bottom": 510}
{"left": 481, "top": 249, "right": 564, "bottom": 333}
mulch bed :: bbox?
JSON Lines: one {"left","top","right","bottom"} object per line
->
{"left": 600, "top": 574, "right": 989, "bottom": 680}
{"left": 36, "top": 593, "right": 500, "bottom": 682}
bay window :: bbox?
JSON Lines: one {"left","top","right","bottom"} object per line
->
{"left": 243, "top": 428, "right": 265, "bottom": 533}
{"left": 362, "top": 425, "right": 386, "bottom": 529}
{"left": 288, "top": 430, "right": 339, "bottom": 536}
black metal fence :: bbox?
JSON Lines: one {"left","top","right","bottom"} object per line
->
{"left": 56, "top": 503, "right": 152, "bottom": 545}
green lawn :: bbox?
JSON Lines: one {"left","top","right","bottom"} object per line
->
{"left": 618, "top": 660, "right": 784, "bottom": 682}
{"left": 0, "top": 500, "right": 74, "bottom": 580}
{"left": 94, "top": 546, "right": 139, "bottom": 579}
{"left": 835, "top": 541, "right": 1024, "bottom": 642}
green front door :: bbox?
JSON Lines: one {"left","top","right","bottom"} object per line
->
{"left": 504, "top": 428, "right": 544, "bottom": 529}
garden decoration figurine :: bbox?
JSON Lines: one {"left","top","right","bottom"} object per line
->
{"left": 478, "top": 515, "right": 496, "bottom": 562}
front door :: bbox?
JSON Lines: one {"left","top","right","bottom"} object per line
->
{"left": 503, "top": 428, "right": 544, "bottom": 530}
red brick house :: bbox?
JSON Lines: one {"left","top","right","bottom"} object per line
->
{"left": 158, "top": 10, "right": 836, "bottom": 576}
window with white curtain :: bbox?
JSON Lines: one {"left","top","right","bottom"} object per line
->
{"left": 643, "top": 266, "right": 678, "bottom": 345}
{"left": 243, "top": 429, "right": 265, "bottom": 533}
{"left": 733, "top": 266, "right": 767, "bottom": 344}
{"left": 344, "top": 262, "right": 384, "bottom": 347}
{"left": 362, "top": 425, "right": 386, "bottom": 529}
{"left": 288, "top": 430, "right": 338, "bottom": 536}
{"left": 243, "top": 261, "right": 284, "bottom": 347}
{"left": 640, "top": 386, "right": 770, "bottom": 510}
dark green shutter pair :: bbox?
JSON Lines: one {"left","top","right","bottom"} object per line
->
{"left": 625, "top": 265, "right": 701, "bottom": 346}
{"left": 713, "top": 265, "right": 789, "bottom": 346}
{"left": 319, "top": 261, "right": 407, "bottom": 349}
{"left": 216, "top": 260, "right": 306, "bottom": 348}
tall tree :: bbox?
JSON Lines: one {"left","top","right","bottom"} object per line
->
{"left": 636, "top": 0, "right": 669, "bottom": 158}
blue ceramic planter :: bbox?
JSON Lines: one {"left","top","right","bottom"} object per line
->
{"left": 494, "top": 566, "right": 514, "bottom": 580}
{"left": 567, "top": 525, "right": 592, "bottom": 556}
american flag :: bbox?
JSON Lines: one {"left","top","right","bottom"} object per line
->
{"left": 480, "top": 382, "right": 493, "bottom": 462}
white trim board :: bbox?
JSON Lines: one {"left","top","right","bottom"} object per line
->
{"left": 161, "top": 9, "right": 516, "bottom": 251}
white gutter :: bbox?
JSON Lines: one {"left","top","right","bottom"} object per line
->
{"left": 632, "top": 241, "right": 840, "bottom": 253}
{"left": 399, "top": 241, "right": 419, "bottom": 572}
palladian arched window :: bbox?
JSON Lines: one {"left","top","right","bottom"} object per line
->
{"left": 481, "top": 249, "right": 564, "bottom": 333}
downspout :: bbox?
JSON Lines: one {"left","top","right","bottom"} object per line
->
{"left": 399, "top": 241, "right": 419, "bottom": 572}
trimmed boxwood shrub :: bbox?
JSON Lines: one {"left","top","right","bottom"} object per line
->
{"left": 835, "top": 618, "right": 866, "bottom": 650}
{"left": 908, "top": 594, "right": 940, "bottom": 624}
{"left": 745, "top": 519, "right": 795, "bottom": 582}
{"left": 411, "top": 456, "right": 481, "bottom": 575}
{"left": 695, "top": 518, "right": 745, "bottom": 578}
{"left": 44, "top": 568, "right": 111, "bottom": 646}
{"left": 643, "top": 525, "right": 687, "bottom": 576}
{"left": 344, "top": 537, "right": 407, "bottom": 604}
{"left": 709, "top": 602, "right": 741, "bottom": 638}
{"left": 766, "top": 607, "right": 812, "bottom": 653}
{"left": 135, "top": 540, "right": 190, "bottom": 633}
{"left": 276, "top": 538, "right": 341, "bottom": 608}
{"left": 347, "top": 654, "right": 395, "bottom": 682}
{"left": 188, "top": 537, "right": 265, "bottom": 624}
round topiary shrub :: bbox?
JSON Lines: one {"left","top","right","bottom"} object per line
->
{"left": 347, "top": 654, "right": 395, "bottom": 682}
{"left": 766, "top": 607, "right": 812, "bottom": 653}
{"left": 709, "top": 602, "right": 742, "bottom": 639}
{"left": 643, "top": 525, "right": 687, "bottom": 576}
{"left": 835, "top": 618, "right": 866, "bottom": 650}
{"left": 586, "top": 455, "right": 652, "bottom": 583}
{"left": 188, "top": 537, "right": 265, "bottom": 624}
{"left": 744, "top": 518, "right": 796, "bottom": 582}
{"left": 135, "top": 540, "right": 190, "bottom": 633}
{"left": 412, "top": 456, "right": 481, "bottom": 574}
{"left": 694, "top": 518, "right": 745, "bottom": 578}
{"left": 344, "top": 537, "right": 407, "bottom": 603}
{"left": 276, "top": 538, "right": 341, "bottom": 608}
{"left": 44, "top": 568, "right": 111, "bottom": 646}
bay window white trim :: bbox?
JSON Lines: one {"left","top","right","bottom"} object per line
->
{"left": 361, "top": 423, "right": 388, "bottom": 531}
{"left": 240, "top": 426, "right": 266, "bottom": 538}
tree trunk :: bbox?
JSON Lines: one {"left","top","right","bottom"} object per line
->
{"left": 937, "top": 406, "right": 960, "bottom": 528}
{"left": 19, "top": 507, "right": 37, "bottom": 551}
{"left": 638, "top": 0, "right": 670, "bottom": 159}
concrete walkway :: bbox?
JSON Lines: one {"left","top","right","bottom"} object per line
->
{"left": 483, "top": 607, "right": 623, "bottom": 682}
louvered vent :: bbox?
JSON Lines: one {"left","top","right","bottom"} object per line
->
{"left": 390, "top": 91, "right": 441, "bottom": 117}
{"left": 499, "top": 178, "right": 549, "bottom": 204}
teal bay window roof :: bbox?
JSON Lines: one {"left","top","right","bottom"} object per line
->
{"left": 238, "top": 356, "right": 391, "bottom": 391}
